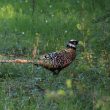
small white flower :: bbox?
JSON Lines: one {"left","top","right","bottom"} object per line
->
{"left": 45, "top": 20, "right": 48, "bottom": 23}
{"left": 77, "top": 0, "right": 80, "bottom": 3}
{"left": 51, "top": 14, "right": 54, "bottom": 17}
{"left": 36, "top": 33, "right": 39, "bottom": 36}
{"left": 65, "top": 30, "right": 68, "bottom": 33}
{"left": 25, "top": 0, "right": 28, "bottom": 3}
{"left": 22, "top": 32, "right": 24, "bottom": 35}
{"left": 49, "top": 5, "right": 52, "bottom": 8}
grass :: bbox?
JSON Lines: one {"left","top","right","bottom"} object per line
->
{"left": 0, "top": 0, "right": 110, "bottom": 110}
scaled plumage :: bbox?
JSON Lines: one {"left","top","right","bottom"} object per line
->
{"left": 35, "top": 39, "right": 78, "bottom": 75}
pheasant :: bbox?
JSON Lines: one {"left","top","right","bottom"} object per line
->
{"left": 35, "top": 39, "right": 78, "bottom": 75}
{"left": 0, "top": 39, "right": 78, "bottom": 75}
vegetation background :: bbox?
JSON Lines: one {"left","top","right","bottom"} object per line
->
{"left": 0, "top": 0, "right": 110, "bottom": 110}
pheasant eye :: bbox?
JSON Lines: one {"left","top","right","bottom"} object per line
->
{"left": 45, "top": 55, "right": 49, "bottom": 59}
{"left": 72, "top": 41, "right": 77, "bottom": 45}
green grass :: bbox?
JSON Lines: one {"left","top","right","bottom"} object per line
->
{"left": 0, "top": 0, "right": 110, "bottom": 110}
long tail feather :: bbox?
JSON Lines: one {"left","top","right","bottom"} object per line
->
{"left": 0, "top": 59, "right": 34, "bottom": 64}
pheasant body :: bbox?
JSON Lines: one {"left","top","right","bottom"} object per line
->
{"left": 36, "top": 39, "right": 78, "bottom": 75}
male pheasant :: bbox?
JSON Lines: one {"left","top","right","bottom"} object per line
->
{"left": 35, "top": 39, "right": 78, "bottom": 75}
